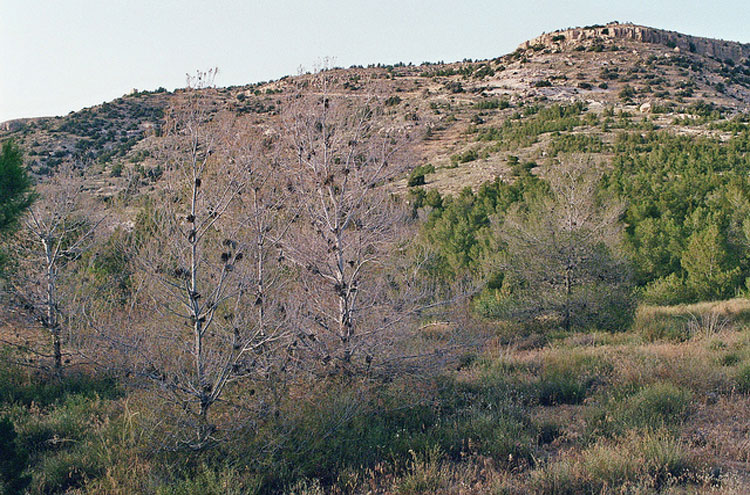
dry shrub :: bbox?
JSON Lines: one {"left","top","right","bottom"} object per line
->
{"left": 528, "top": 429, "right": 698, "bottom": 494}
{"left": 636, "top": 298, "right": 750, "bottom": 342}
{"left": 393, "top": 447, "right": 448, "bottom": 494}
{"left": 685, "top": 395, "right": 750, "bottom": 466}
{"left": 686, "top": 310, "right": 733, "bottom": 339}
{"left": 600, "top": 340, "right": 735, "bottom": 395}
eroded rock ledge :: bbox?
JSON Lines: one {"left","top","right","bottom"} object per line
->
{"left": 520, "top": 23, "right": 750, "bottom": 63}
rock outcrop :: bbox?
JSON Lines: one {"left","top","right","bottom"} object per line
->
{"left": 1, "top": 119, "right": 27, "bottom": 132}
{"left": 520, "top": 23, "right": 750, "bottom": 63}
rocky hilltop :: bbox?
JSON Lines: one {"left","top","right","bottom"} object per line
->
{"left": 522, "top": 22, "right": 750, "bottom": 63}
{"left": 3, "top": 23, "right": 750, "bottom": 195}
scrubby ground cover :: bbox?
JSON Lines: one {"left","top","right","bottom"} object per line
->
{"left": 2, "top": 298, "right": 749, "bottom": 494}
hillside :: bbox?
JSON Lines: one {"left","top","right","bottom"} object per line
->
{"left": 3, "top": 22, "right": 750, "bottom": 495}
{"left": 3, "top": 22, "right": 750, "bottom": 197}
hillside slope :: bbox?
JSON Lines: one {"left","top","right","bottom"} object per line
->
{"left": 3, "top": 21, "right": 750, "bottom": 197}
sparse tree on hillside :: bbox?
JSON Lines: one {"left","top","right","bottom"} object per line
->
{"left": 496, "top": 158, "right": 635, "bottom": 331}
{"left": 116, "top": 71, "right": 291, "bottom": 448}
{"left": 279, "top": 74, "right": 429, "bottom": 372}
{"left": 5, "top": 165, "right": 102, "bottom": 370}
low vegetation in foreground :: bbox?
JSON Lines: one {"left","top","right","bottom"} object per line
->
{"left": 1, "top": 298, "right": 749, "bottom": 494}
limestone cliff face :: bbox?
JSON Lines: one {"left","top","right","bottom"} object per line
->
{"left": 520, "top": 23, "right": 750, "bottom": 63}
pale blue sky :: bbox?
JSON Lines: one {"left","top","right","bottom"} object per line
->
{"left": 2, "top": 0, "right": 749, "bottom": 122}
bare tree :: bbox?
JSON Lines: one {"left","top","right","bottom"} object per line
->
{"left": 496, "top": 157, "right": 635, "bottom": 331}
{"left": 4, "top": 165, "right": 102, "bottom": 370}
{"left": 115, "top": 71, "right": 291, "bottom": 448}
{"left": 278, "top": 73, "right": 429, "bottom": 372}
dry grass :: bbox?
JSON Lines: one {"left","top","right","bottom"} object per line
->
{"left": 448, "top": 310, "right": 750, "bottom": 494}
{"left": 686, "top": 395, "right": 750, "bottom": 465}
{"left": 638, "top": 298, "right": 750, "bottom": 323}
{"left": 3, "top": 299, "right": 750, "bottom": 494}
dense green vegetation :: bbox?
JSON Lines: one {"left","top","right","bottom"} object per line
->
{"left": 417, "top": 112, "right": 750, "bottom": 307}
{"left": 412, "top": 174, "right": 545, "bottom": 281}
{"left": 606, "top": 129, "right": 750, "bottom": 303}
{"left": 0, "top": 141, "right": 34, "bottom": 235}
{"left": 0, "top": 141, "right": 34, "bottom": 271}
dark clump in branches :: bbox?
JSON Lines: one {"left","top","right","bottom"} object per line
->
{"left": 277, "top": 72, "right": 451, "bottom": 377}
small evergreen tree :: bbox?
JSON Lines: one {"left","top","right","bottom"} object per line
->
{"left": 496, "top": 159, "right": 635, "bottom": 331}
{"left": 681, "top": 224, "right": 740, "bottom": 300}
{"left": 0, "top": 140, "right": 34, "bottom": 234}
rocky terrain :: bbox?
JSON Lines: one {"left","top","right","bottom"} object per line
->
{"left": 3, "top": 22, "right": 750, "bottom": 196}
{"left": 523, "top": 23, "right": 750, "bottom": 63}
{"left": 3, "top": 23, "right": 750, "bottom": 495}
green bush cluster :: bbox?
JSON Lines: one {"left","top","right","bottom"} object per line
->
{"left": 606, "top": 130, "right": 750, "bottom": 303}
{"left": 449, "top": 148, "right": 478, "bottom": 165}
{"left": 473, "top": 98, "right": 510, "bottom": 110}
{"left": 586, "top": 382, "right": 693, "bottom": 438}
{"left": 407, "top": 164, "right": 435, "bottom": 187}
{"left": 476, "top": 102, "right": 587, "bottom": 149}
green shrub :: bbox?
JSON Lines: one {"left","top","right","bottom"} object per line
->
{"left": 588, "top": 382, "right": 692, "bottom": 438}
{"left": 510, "top": 160, "right": 536, "bottom": 177}
{"left": 250, "top": 384, "right": 456, "bottom": 489}
{"left": 385, "top": 95, "right": 402, "bottom": 106}
{"left": 619, "top": 383, "right": 692, "bottom": 428}
{"left": 394, "top": 447, "right": 446, "bottom": 495}
{"left": 737, "top": 364, "right": 750, "bottom": 393}
{"left": 633, "top": 309, "right": 690, "bottom": 343}
{"left": 407, "top": 164, "right": 435, "bottom": 187}
{"left": 0, "top": 361, "right": 117, "bottom": 407}
{"left": 639, "top": 431, "right": 694, "bottom": 487}
{"left": 456, "top": 410, "right": 533, "bottom": 460}
{"left": 155, "top": 464, "right": 255, "bottom": 495}
{"left": 619, "top": 85, "right": 635, "bottom": 101}
{"left": 535, "top": 370, "right": 590, "bottom": 406}
{"left": 641, "top": 274, "right": 691, "bottom": 306}
{"left": 31, "top": 447, "right": 102, "bottom": 495}
{"left": 529, "top": 429, "right": 694, "bottom": 494}
{"left": 579, "top": 440, "right": 640, "bottom": 488}
{"left": 534, "top": 353, "right": 610, "bottom": 406}
{"left": 445, "top": 81, "right": 464, "bottom": 93}
{"left": 536, "top": 420, "right": 562, "bottom": 445}
{"left": 14, "top": 395, "right": 110, "bottom": 457}
{"left": 0, "top": 417, "right": 30, "bottom": 495}
{"left": 110, "top": 161, "right": 124, "bottom": 177}
{"left": 450, "top": 149, "right": 478, "bottom": 165}
{"left": 408, "top": 171, "right": 426, "bottom": 187}
{"left": 474, "top": 98, "right": 510, "bottom": 110}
